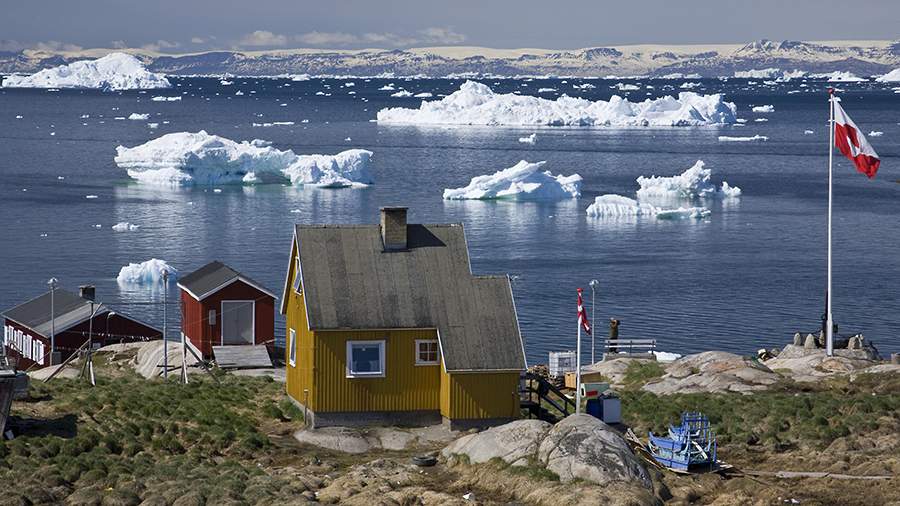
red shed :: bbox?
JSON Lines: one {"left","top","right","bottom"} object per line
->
{"left": 2, "top": 286, "right": 161, "bottom": 369}
{"left": 177, "top": 261, "right": 276, "bottom": 360}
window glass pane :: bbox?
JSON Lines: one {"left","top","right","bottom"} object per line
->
{"left": 289, "top": 330, "right": 297, "bottom": 364}
{"left": 351, "top": 343, "right": 381, "bottom": 373}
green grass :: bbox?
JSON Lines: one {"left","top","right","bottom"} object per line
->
{"left": 0, "top": 372, "right": 306, "bottom": 505}
{"left": 620, "top": 373, "right": 900, "bottom": 449}
{"left": 620, "top": 361, "right": 666, "bottom": 389}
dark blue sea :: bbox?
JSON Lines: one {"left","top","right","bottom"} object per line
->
{"left": 1, "top": 76, "right": 898, "bottom": 364}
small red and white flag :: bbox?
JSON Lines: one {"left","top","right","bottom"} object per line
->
{"left": 833, "top": 99, "right": 880, "bottom": 178}
{"left": 577, "top": 288, "right": 591, "bottom": 335}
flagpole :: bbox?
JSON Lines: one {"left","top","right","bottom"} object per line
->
{"left": 825, "top": 89, "right": 835, "bottom": 357}
{"left": 576, "top": 312, "right": 582, "bottom": 415}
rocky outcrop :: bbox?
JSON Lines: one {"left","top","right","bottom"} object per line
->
{"left": 537, "top": 414, "right": 652, "bottom": 488}
{"left": 642, "top": 351, "right": 779, "bottom": 395}
{"left": 441, "top": 419, "right": 551, "bottom": 466}
{"left": 297, "top": 424, "right": 458, "bottom": 454}
{"left": 444, "top": 415, "right": 651, "bottom": 489}
{"left": 765, "top": 344, "right": 884, "bottom": 382}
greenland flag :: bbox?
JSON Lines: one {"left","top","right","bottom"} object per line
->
{"left": 833, "top": 100, "right": 880, "bottom": 178}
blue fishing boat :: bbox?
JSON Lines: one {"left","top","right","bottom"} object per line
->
{"left": 647, "top": 412, "right": 717, "bottom": 471}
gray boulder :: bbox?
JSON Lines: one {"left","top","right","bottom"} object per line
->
{"left": 537, "top": 414, "right": 652, "bottom": 488}
{"left": 441, "top": 419, "right": 551, "bottom": 466}
{"left": 643, "top": 351, "right": 778, "bottom": 395}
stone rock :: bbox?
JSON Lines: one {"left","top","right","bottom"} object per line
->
{"left": 764, "top": 345, "right": 881, "bottom": 382}
{"left": 793, "top": 332, "right": 803, "bottom": 346}
{"left": 580, "top": 358, "right": 655, "bottom": 387}
{"left": 537, "top": 414, "right": 652, "bottom": 488}
{"left": 642, "top": 351, "right": 778, "bottom": 395}
{"left": 804, "top": 334, "right": 818, "bottom": 349}
{"left": 296, "top": 424, "right": 458, "bottom": 454}
{"left": 441, "top": 419, "right": 551, "bottom": 466}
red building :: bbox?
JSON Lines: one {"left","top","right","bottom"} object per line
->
{"left": 2, "top": 286, "right": 162, "bottom": 369}
{"left": 177, "top": 261, "right": 276, "bottom": 360}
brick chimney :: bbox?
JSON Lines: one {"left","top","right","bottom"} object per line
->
{"left": 380, "top": 207, "right": 408, "bottom": 251}
{"left": 79, "top": 285, "right": 96, "bottom": 301}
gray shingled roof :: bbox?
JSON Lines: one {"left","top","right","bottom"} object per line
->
{"left": 3, "top": 289, "right": 104, "bottom": 337}
{"left": 292, "top": 223, "right": 525, "bottom": 372}
{"left": 178, "top": 261, "right": 275, "bottom": 300}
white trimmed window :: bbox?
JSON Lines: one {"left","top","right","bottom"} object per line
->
{"left": 288, "top": 329, "right": 297, "bottom": 367}
{"left": 292, "top": 256, "right": 302, "bottom": 294}
{"left": 415, "top": 339, "right": 439, "bottom": 365}
{"left": 346, "top": 340, "right": 386, "bottom": 378}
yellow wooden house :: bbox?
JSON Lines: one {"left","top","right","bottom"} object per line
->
{"left": 281, "top": 207, "right": 527, "bottom": 429}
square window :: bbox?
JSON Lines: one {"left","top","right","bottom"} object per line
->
{"left": 288, "top": 329, "right": 297, "bottom": 367}
{"left": 415, "top": 339, "right": 439, "bottom": 365}
{"left": 346, "top": 340, "right": 385, "bottom": 377}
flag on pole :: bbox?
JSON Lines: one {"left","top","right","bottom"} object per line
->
{"left": 833, "top": 99, "right": 881, "bottom": 178}
{"left": 577, "top": 288, "right": 591, "bottom": 335}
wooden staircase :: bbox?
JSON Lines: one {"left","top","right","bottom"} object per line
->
{"left": 520, "top": 372, "right": 575, "bottom": 423}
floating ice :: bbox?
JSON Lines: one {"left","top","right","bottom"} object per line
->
{"left": 376, "top": 80, "right": 737, "bottom": 127}
{"left": 151, "top": 96, "right": 181, "bottom": 101}
{"left": 413, "top": 92, "right": 433, "bottom": 98}
{"left": 718, "top": 135, "right": 768, "bottom": 142}
{"left": 442, "top": 160, "right": 582, "bottom": 201}
{"left": 811, "top": 71, "right": 866, "bottom": 82}
{"left": 875, "top": 69, "right": 900, "bottom": 82}
{"left": 378, "top": 84, "right": 396, "bottom": 91}
{"left": 651, "top": 351, "right": 682, "bottom": 362}
{"left": 572, "top": 83, "right": 596, "bottom": 90}
{"left": 112, "top": 222, "right": 140, "bottom": 232}
{"left": 804, "top": 130, "right": 814, "bottom": 134}
{"left": 128, "top": 113, "right": 149, "bottom": 120}
{"left": 1, "top": 53, "right": 171, "bottom": 91}
{"left": 754, "top": 118, "right": 768, "bottom": 122}
{"left": 734, "top": 68, "right": 780, "bottom": 79}
{"left": 537, "top": 87, "right": 557, "bottom": 93}
{"left": 586, "top": 195, "right": 710, "bottom": 219}
{"left": 751, "top": 105, "right": 774, "bottom": 113}
{"left": 636, "top": 160, "right": 740, "bottom": 200}
{"left": 391, "top": 90, "right": 413, "bottom": 97}
{"left": 518, "top": 133, "right": 537, "bottom": 144}
{"left": 115, "top": 130, "right": 374, "bottom": 187}
{"left": 680, "top": 82, "right": 702, "bottom": 89}
{"left": 116, "top": 258, "right": 177, "bottom": 285}
{"left": 612, "top": 83, "right": 640, "bottom": 91}
{"left": 869, "top": 131, "right": 884, "bottom": 137}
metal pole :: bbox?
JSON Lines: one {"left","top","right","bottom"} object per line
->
{"left": 181, "top": 330, "right": 188, "bottom": 384}
{"left": 575, "top": 289, "right": 582, "bottom": 415}
{"left": 163, "top": 270, "right": 169, "bottom": 379}
{"left": 48, "top": 278, "right": 57, "bottom": 364}
{"left": 826, "top": 90, "right": 835, "bottom": 357}
{"left": 589, "top": 279, "right": 599, "bottom": 364}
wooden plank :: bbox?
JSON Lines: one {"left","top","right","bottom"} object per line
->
{"left": 212, "top": 345, "right": 272, "bottom": 369}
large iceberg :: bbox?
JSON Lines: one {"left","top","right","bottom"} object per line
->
{"left": 586, "top": 195, "right": 710, "bottom": 219}
{"left": 810, "top": 71, "right": 866, "bottom": 83}
{"left": 443, "top": 160, "right": 582, "bottom": 200}
{"left": 377, "top": 80, "right": 737, "bottom": 127}
{"left": 875, "top": 68, "right": 900, "bottom": 82}
{"left": 114, "top": 131, "right": 373, "bottom": 187}
{"left": 636, "top": 160, "right": 741, "bottom": 201}
{"left": 116, "top": 259, "right": 177, "bottom": 285}
{"left": 1, "top": 53, "right": 171, "bottom": 91}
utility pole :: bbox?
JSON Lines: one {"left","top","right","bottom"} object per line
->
{"left": 163, "top": 269, "right": 169, "bottom": 380}
{"left": 47, "top": 278, "right": 58, "bottom": 365}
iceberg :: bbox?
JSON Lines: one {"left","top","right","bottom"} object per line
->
{"left": 734, "top": 68, "right": 780, "bottom": 79}
{"left": 442, "top": 160, "right": 582, "bottom": 200}
{"left": 811, "top": 71, "right": 866, "bottom": 82}
{"left": 1, "top": 53, "right": 171, "bottom": 91}
{"left": 875, "top": 68, "right": 900, "bottom": 82}
{"left": 518, "top": 133, "right": 537, "bottom": 144}
{"left": 751, "top": 105, "right": 774, "bottom": 113}
{"left": 115, "top": 130, "right": 373, "bottom": 187}
{"left": 112, "top": 222, "right": 140, "bottom": 232}
{"left": 718, "top": 135, "right": 768, "bottom": 142}
{"left": 116, "top": 259, "right": 177, "bottom": 285}
{"left": 586, "top": 195, "right": 710, "bottom": 219}
{"left": 151, "top": 96, "right": 181, "bottom": 102}
{"left": 376, "top": 80, "right": 737, "bottom": 127}
{"left": 636, "top": 160, "right": 741, "bottom": 201}
{"left": 128, "top": 113, "right": 150, "bottom": 120}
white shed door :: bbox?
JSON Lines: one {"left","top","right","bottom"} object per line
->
{"left": 221, "top": 301, "right": 254, "bottom": 345}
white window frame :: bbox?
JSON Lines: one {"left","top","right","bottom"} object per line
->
{"left": 292, "top": 256, "right": 303, "bottom": 294}
{"left": 288, "top": 329, "right": 297, "bottom": 367}
{"left": 414, "top": 339, "right": 439, "bottom": 366}
{"left": 220, "top": 300, "right": 256, "bottom": 346}
{"left": 346, "top": 340, "right": 386, "bottom": 378}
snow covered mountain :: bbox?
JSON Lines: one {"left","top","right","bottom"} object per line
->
{"left": 2, "top": 39, "right": 899, "bottom": 78}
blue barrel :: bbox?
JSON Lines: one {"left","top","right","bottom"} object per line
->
{"left": 585, "top": 398, "right": 602, "bottom": 418}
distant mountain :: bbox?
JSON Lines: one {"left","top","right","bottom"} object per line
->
{"left": 2, "top": 39, "right": 898, "bottom": 78}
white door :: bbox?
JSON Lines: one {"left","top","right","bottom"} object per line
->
{"left": 221, "top": 301, "right": 255, "bottom": 345}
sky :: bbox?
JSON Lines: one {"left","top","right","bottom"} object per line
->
{"left": 2, "top": 0, "right": 899, "bottom": 53}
